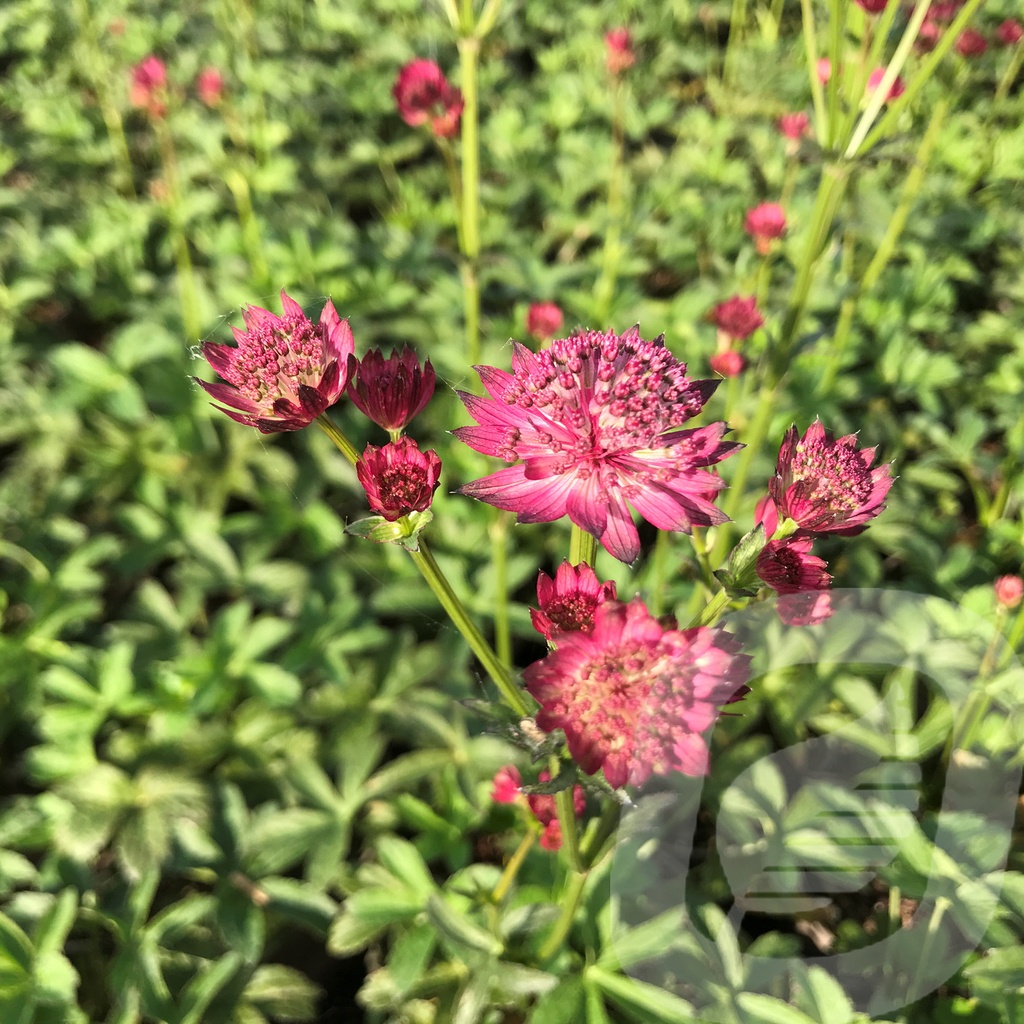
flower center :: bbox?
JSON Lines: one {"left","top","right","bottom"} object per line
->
{"left": 226, "top": 314, "right": 326, "bottom": 404}
{"left": 791, "top": 439, "right": 873, "bottom": 512}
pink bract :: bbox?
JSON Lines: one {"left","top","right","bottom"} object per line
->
{"left": 709, "top": 350, "right": 745, "bottom": 377}
{"left": 393, "top": 59, "right": 464, "bottom": 138}
{"left": 998, "top": 19, "right": 1024, "bottom": 45}
{"left": 197, "top": 67, "right": 224, "bottom": 106}
{"left": 131, "top": 56, "right": 167, "bottom": 117}
{"left": 454, "top": 327, "right": 740, "bottom": 564}
{"left": 523, "top": 598, "right": 750, "bottom": 788}
{"left": 531, "top": 561, "right": 618, "bottom": 641}
{"left": 854, "top": 0, "right": 888, "bottom": 13}
{"left": 356, "top": 437, "right": 442, "bottom": 522}
{"left": 197, "top": 291, "right": 354, "bottom": 432}
{"left": 756, "top": 537, "right": 832, "bottom": 594}
{"left": 491, "top": 766, "right": 523, "bottom": 804}
{"left": 526, "top": 302, "right": 564, "bottom": 342}
{"left": 605, "top": 28, "right": 636, "bottom": 74}
{"left": 711, "top": 295, "right": 764, "bottom": 341}
{"left": 955, "top": 28, "right": 987, "bottom": 57}
{"left": 347, "top": 347, "right": 435, "bottom": 433}
{"left": 768, "top": 421, "right": 892, "bottom": 533}
{"left": 778, "top": 591, "right": 833, "bottom": 627}
{"left": 995, "top": 575, "right": 1024, "bottom": 610}
{"left": 777, "top": 112, "right": 809, "bottom": 140}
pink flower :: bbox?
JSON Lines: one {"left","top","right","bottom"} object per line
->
{"left": 995, "top": 575, "right": 1024, "bottom": 610}
{"left": 955, "top": 28, "right": 987, "bottom": 57}
{"left": 854, "top": 0, "right": 889, "bottom": 12}
{"left": 997, "top": 19, "right": 1024, "bottom": 45}
{"left": 526, "top": 302, "right": 564, "bottom": 342}
{"left": 454, "top": 328, "right": 740, "bottom": 564}
{"left": 916, "top": 20, "right": 943, "bottom": 52}
{"left": 347, "top": 347, "right": 435, "bottom": 433}
{"left": 196, "top": 67, "right": 224, "bottom": 106}
{"left": 767, "top": 421, "right": 892, "bottom": 533}
{"left": 744, "top": 202, "right": 787, "bottom": 255}
{"left": 393, "top": 59, "right": 464, "bottom": 138}
{"left": 197, "top": 292, "right": 354, "bottom": 432}
{"left": 356, "top": 437, "right": 442, "bottom": 521}
{"left": 524, "top": 598, "right": 750, "bottom": 788}
{"left": 491, "top": 766, "right": 523, "bottom": 804}
{"left": 755, "top": 493, "right": 779, "bottom": 538}
{"left": 756, "top": 537, "right": 831, "bottom": 593}
{"left": 531, "top": 561, "right": 618, "bottom": 641}
{"left": 130, "top": 56, "right": 167, "bottom": 117}
{"left": 709, "top": 351, "right": 745, "bottom": 377}
{"left": 711, "top": 296, "right": 764, "bottom": 342}
{"left": 778, "top": 591, "right": 833, "bottom": 626}
{"left": 867, "top": 68, "right": 905, "bottom": 102}
{"left": 777, "top": 112, "right": 809, "bottom": 140}
{"left": 605, "top": 28, "right": 636, "bottom": 75}
{"left": 817, "top": 57, "right": 833, "bottom": 83}
{"left": 526, "top": 771, "right": 586, "bottom": 837}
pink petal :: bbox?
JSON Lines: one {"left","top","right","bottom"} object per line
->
{"left": 280, "top": 290, "right": 305, "bottom": 318}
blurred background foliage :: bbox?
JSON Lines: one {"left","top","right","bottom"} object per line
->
{"left": 1, "top": 0, "right": 1023, "bottom": 1020}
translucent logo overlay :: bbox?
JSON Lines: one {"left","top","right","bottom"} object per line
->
{"left": 608, "top": 590, "right": 1024, "bottom": 1020}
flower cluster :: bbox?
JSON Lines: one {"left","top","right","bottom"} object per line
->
{"left": 524, "top": 597, "right": 749, "bottom": 788}
{"left": 454, "top": 327, "right": 740, "bottom": 563}
{"left": 755, "top": 422, "right": 892, "bottom": 625}
{"left": 393, "top": 59, "right": 464, "bottom": 138}
{"left": 492, "top": 767, "right": 586, "bottom": 851}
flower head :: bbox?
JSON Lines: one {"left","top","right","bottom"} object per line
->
{"left": 454, "top": 327, "right": 740, "bottom": 564}
{"left": 605, "top": 28, "right": 636, "bottom": 74}
{"left": 854, "top": 0, "right": 889, "bottom": 13}
{"left": 916, "top": 20, "right": 943, "bottom": 51}
{"left": 777, "top": 111, "right": 809, "bottom": 140}
{"left": 393, "top": 59, "right": 464, "bottom": 138}
{"left": 817, "top": 57, "right": 833, "bottom": 83}
{"left": 756, "top": 536, "right": 832, "bottom": 594}
{"left": 524, "top": 598, "right": 750, "bottom": 788}
{"left": 778, "top": 591, "right": 833, "bottom": 627}
{"left": 709, "top": 351, "right": 746, "bottom": 377}
{"left": 995, "top": 575, "right": 1024, "bottom": 610}
{"left": 130, "top": 56, "right": 167, "bottom": 117}
{"left": 955, "top": 28, "right": 987, "bottom": 57}
{"left": 531, "top": 561, "right": 618, "bottom": 641}
{"left": 356, "top": 437, "right": 441, "bottom": 521}
{"left": 197, "top": 291, "right": 354, "bottom": 432}
{"left": 997, "top": 19, "right": 1024, "bottom": 45}
{"left": 768, "top": 421, "right": 892, "bottom": 533}
{"left": 197, "top": 67, "right": 224, "bottom": 106}
{"left": 744, "top": 202, "right": 787, "bottom": 255}
{"left": 526, "top": 302, "right": 564, "bottom": 342}
{"left": 711, "top": 295, "right": 764, "bottom": 342}
{"left": 867, "top": 68, "right": 905, "bottom": 102}
{"left": 491, "top": 766, "right": 523, "bottom": 804}
{"left": 348, "top": 347, "right": 435, "bottom": 433}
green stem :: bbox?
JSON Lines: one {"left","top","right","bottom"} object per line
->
{"left": 800, "top": 0, "right": 828, "bottom": 143}
{"left": 689, "top": 528, "right": 718, "bottom": 592}
{"left": 409, "top": 539, "right": 530, "bottom": 716}
{"left": 569, "top": 524, "right": 598, "bottom": 567}
{"left": 555, "top": 782, "right": 583, "bottom": 872}
{"left": 539, "top": 870, "right": 587, "bottom": 961}
{"left": 225, "top": 169, "right": 271, "bottom": 295}
{"left": 594, "top": 81, "right": 626, "bottom": 323}
{"left": 722, "top": 0, "right": 750, "bottom": 89}
{"left": 458, "top": 34, "right": 481, "bottom": 365}
{"left": 490, "top": 511, "right": 512, "bottom": 668}
{"left": 647, "top": 530, "right": 672, "bottom": 617}
{"left": 438, "top": 138, "right": 466, "bottom": 252}
{"left": 492, "top": 829, "right": 536, "bottom": 902}
{"left": 689, "top": 588, "right": 732, "bottom": 628}
{"left": 581, "top": 799, "right": 621, "bottom": 868}
{"left": 995, "top": 46, "right": 1024, "bottom": 104}
{"left": 315, "top": 414, "right": 360, "bottom": 465}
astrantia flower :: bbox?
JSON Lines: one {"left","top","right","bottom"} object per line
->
{"left": 998, "top": 19, "right": 1024, "bottom": 45}
{"left": 744, "top": 203, "right": 787, "bottom": 255}
{"left": 393, "top": 59, "right": 464, "bottom": 138}
{"left": 197, "top": 67, "right": 224, "bottom": 106}
{"left": 348, "top": 347, "right": 435, "bottom": 433}
{"left": 866, "top": 68, "right": 905, "bottom": 102}
{"left": 197, "top": 291, "right": 354, "bottom": 432}
{"left": 605, "top": 28, "right": 636, "bottom": 74}
{"left": 531, "top": 561, "right": 618, "bottom": 641}
{"left": 454, "top": 328, "right": 740, "bottom": 564}
{"left": 778, "top": 591, "right": 833, "bottom": 627}
{"left": 817, "top": 57, "right": 833, "bottom": 83}
{"left": 768, "top": 421, "right": 892, "bottom": 533}
{"left": 995, "top": 575, "right": 1024, "bottom": 610}
{"left": 756, "top": 537, "right": 831, "bottom": 594}
{"left": 711, "top": 296, "right": 764, "bottom": 342}
{"left": 955, "top": 28, "right": 987, "bottom": 57}
{"left": 491, "top": 766, "right": 523, "bottom": 804}
{"left": 778, "top": 112, "right": 809, "bottom": 140}
{"left": 130, "top": 56, "right": 167, "bottom": 117}
{"left": 526, "top": 302, "right": 564, "bottom": 342}
{"left": 916, "top": 20, "right": 942, "bottom": 52}
{"left": 710, "top": 351, "right": 745, "bottom": 377}
{"left": 356, "top": 437, "right": 441, "bottom": 521}
{"left": 524, "top": 598, "right": 750, "bottom": 788}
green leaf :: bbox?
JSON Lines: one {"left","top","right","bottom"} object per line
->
{"left": 244, "top": 808, "right": 332, "bottom": 877}
{"left": 376, "top": 836, "right": 437, "bottom": 898}
{"left": 735, "top": 993, "right": 821, "bottom": 1024}
{"left": 245, "top": 964, "right": 321, "bottom": 1022}
{"left": 530, "top": 977, "right": 585, "bottom": 1024}
{"left": 426, "top": 893, "right": 502, "bottom": 957}
{"left": 586, "top": 967, "right": 696, "bottom": 1023}
{"left": 386, "top": 923, "right": 436, "bottom": 999}
{"left": 327, "top": 890, "right": 424, "bottom": 956}
{"left": 598, "top": 909, "right": 687, "bottom": 972}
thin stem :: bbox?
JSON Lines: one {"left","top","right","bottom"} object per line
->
{"left": 689, "top": 588, "right": 732, "bottom": 628}
{"left": 581, "top": 799, "right": 621, "bottom": 868}
{"left": 555, "top": 781, "right": 583, "bottom": 872}
{"left": 647, "top": 530, "right": 672, "bottom": 617}
{"left": 800, "top": 0, "right": 828, "bottom": 143}
{"left": 539, "top": 870, "right": 587, "bottom": 961}
{"left": 594, "top": 80, "right": 626, "bottom": 323}
{"left": 438, "top": 139, "right": 466, "bottom": 252}
{"left": 409, "top": 539, "right": 530, "bottom": 717}
{"left": 995, "top": 45, "right": 1024, "bottom": 104}
{"left": 315, "top": 414, "right": 360, "bottom": 465}
{"left": 722, "top": 0, "right": 750, "bottom": 88}
{"left": 225, "top": 169, "right": 271, "bottom": 295}
{"left": 490, "top": 511, "right": 512, "bottom": 668}
{"left": 458, "top": 34, "right": 481, "bottom": 365}
{"left": 491, "top": 829, "right": 536, "bottom": 903}
{"left": 689, "top": 528, "right": 718, "bottom": 592}
{"left": 569, "top": 524, "right": 598, "bottom": 567}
